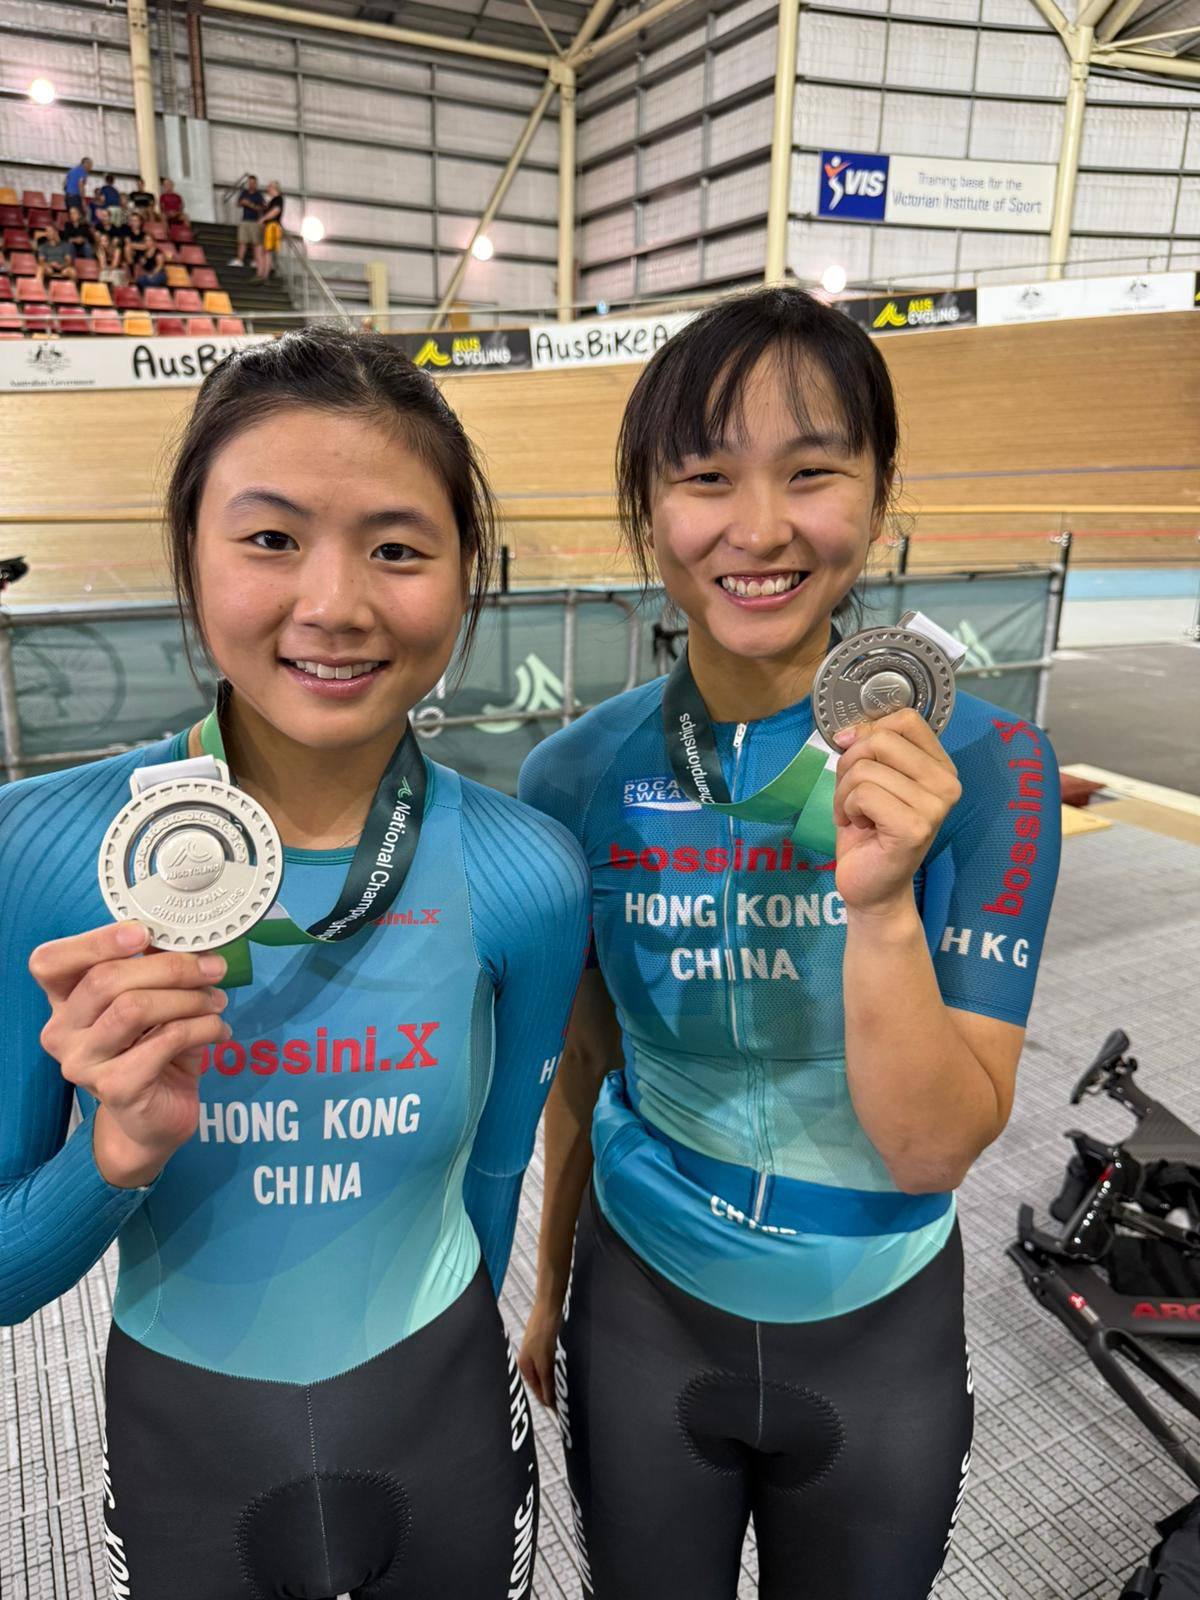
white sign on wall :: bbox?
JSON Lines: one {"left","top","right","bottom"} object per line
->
{"left": 529, "top": 313, "right": 696, "bottom": 370}
{"left": 885, "top": 155, "right": 1056, "bottom": 233}
{"left": 978, "top": 270, "right": 1196, "bottom": 326}
{"left": 0, "top": 333, "right": 272, "bottom": 393}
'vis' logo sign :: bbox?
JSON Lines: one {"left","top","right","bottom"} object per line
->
{"left": 819, "top": 153, "right": 889, "bottom": 221}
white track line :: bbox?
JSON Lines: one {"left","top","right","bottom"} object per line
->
{"left": 1062, "top": 764, "right": 1200, "bottom": 817}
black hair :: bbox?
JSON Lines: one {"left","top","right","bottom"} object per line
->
{"left": 616, "top": 286, "right": 900, "bottom": 622}
{"left": 165, "top": 322, "right": 498, "bottom": 682}
{"left": 104, "top": 172, "right": 115, "bottom": 183}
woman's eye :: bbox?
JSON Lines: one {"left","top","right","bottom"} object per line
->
{"left": 689, "top": 471, "right": 727, "bottom": 486}
{"left": 374, "top": 542, "right": 418, "bottom": 563}
{"left": 249, "top": 530, "right": 295, "bottom": 551}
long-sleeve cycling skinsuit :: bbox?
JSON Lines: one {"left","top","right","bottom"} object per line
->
{"left": 1, "top": 731, "right": 590, "bottom": 1600}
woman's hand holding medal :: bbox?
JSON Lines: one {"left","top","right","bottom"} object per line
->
{"left": 29, "top": 921, "right": 232, "bottom": 1188}
{"left": 830, "top": 708, "right": 962, "bottom": 916}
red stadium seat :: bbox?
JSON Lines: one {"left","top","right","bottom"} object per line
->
{"left": 144, "top": 287, "right": 173, "bottom": 310}
{"left": 0, "top": 276, "right": 11, "bottom": 301}
{"left": 26, "top": 209, "right": 52, "bottom": 227}
{"left": 112, "top": 285, "right": 144, "bottom": 310}
{"left": 91, "top": 312, "right": 123, "bottom": 335}
{"left": 49, "top": 193, "right": 65, "bottom": 211}
{"left": 22, "top": 310, "right": 55, "bottom": 334}
{"left": 159, "top": 242, "right": 179, "bottom": 262}
{"left": 190, "top": 267, "right": 219, "bottom": 290}
{"left": 15, "top": 277, "right": 48, "bottom": 302}
{"left": 186, "top": 316, "right": 217, "bottom": 335}
{"left": 217, "top": 317, "right": 247, "bottom": 335}
{"left": 57, "top": 312, "right": 91, "bottom": 336}
{"left": 168, "top": 224, "right": 194, "bottom": 244}
{"left": 155, "top": 315, "right": 186, "bottom": 336}
{"left": 146, "top": 220, "right": 168, "bottom": 240}
{"left": 4, "top": 230, "right": 32, "bottom": 251}
{"left": 0, "top": 206, "right": 22, "bottom": 226}
{"left": 174, "top": 289, "right": 203, "bottom": 312}
{"left": 9, "top": 253, "right": 37, "bottom": 276}
{"left": 73, "top": 258, "right": 99, "bottom": 280}
{"left": 0, "top": 302, "right": 22, "bottom": 332}
{"left": 21, "top": 190, "right": 48, "bottom": 209}
{"left": 179, "top": 245, "right": 207, "bottom": 266}
{"left": 48, "top": 280, "right": 80, "bottom": 305}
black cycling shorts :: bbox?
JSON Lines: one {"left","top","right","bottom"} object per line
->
{"left": 101, "top": 1264, "right": 538, "bottom": 1600}
{"left": 555, "top": 1185, "right": 974, "bottom": 1600}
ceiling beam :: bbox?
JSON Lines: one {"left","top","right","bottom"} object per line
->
{"left": 204, "top": 0, "right": 555, "bottom": 68}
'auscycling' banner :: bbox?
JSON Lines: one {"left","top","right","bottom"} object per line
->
{"left": 383, "top": 328, "right": 533, "bottom": 371}
{"left": 840, "top": 290, "right": 977, "bottom": 333}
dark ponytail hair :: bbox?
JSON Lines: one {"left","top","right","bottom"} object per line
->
{"left": 616, "top": 286, "right": 900, "bottom": 626}
{"left": 164, "top": 322, "right": 497, "bottom": 681}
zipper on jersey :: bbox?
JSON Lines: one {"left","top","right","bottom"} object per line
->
{"left": 722, "top": 722, "right": 773, "bottom": 1211}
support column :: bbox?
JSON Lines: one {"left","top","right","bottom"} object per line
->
{"left": 127, "top": 0, "right": 161, "bottom": 197}
{"left": 556, "top": 62, "right": 577, "bottom": 322}
{"left": 365, "top": 261, "right": 390, "bottom": 330}
{"left": 1048, "top": 22, "right": 1093, "bottom": 279}
{"left": 432, "top": 77, "right": 557, "bottom": 328}
{"left": 764, "top": 0, "right": 799, "bottom": 285}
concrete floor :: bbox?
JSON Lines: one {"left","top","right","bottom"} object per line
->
{"left": 1045, "top": 642, "right": 1200, "bottom": 797}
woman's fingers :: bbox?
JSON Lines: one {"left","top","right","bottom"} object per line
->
{"left": 70, "top": 984, "right": 229, "bottom": 1072}
{"left": 59, "top": 947, "right": 228, "bottom": 1034}
{"left": 69, "top": 1012, "right": 231, "bottom": 1106}
{"left": 28, "top": 921, "right": 149, "bottom": 1006}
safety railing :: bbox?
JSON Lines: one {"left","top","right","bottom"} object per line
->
{"left": 0, "top": 588, "right": 645, "bottom": 783}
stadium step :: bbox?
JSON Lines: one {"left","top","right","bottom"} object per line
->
{"left": 190, "top": 221, "right": 298, "bottom": 334}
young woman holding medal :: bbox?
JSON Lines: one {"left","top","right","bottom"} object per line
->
{"left": 517, "top": 287, "right": 1061, "bottom": 1599}
{"left": 0, "top": 327, "right": 589, "bottom": 1598}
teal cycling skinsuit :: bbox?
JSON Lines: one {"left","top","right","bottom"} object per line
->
{"left": 0, "top": 732, "right": 589, "bottom": 1598}
{"left": 519, "top": 674, "right": 1060, "bottom": 1598}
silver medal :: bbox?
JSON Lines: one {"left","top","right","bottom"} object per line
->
{"left": 98, "top": 762, "right": 283, "bottom": 951}
{"left": 813, "top": 615, "right": 957, "bottom": 745}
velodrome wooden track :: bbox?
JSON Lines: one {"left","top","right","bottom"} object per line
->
{"left": 2, "top": 311, "right": 1196, "bottom": 604}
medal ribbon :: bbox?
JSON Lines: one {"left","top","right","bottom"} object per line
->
{"left": 196, "top": 687, "right": 428, "bottom": 987}
{"left": 662, "top": 613, "right": 965, "bottom": 858}
{"left": 663, "top": 635, "right": 843, "bottom": 859}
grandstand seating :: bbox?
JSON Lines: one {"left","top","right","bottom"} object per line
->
{"left": 0, "top": 189, "right": 240, "bottom": 338}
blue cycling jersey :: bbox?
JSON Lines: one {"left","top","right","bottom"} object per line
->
{"left": 520, "top": 678, "right": 1060, "bottom": 1322}
{"left": 0, "top": 733, "right": 589, "bottom": 1381}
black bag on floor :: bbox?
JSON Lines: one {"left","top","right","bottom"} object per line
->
{"left": 1121, "top": 1501, "right": 1200, "bottom": 1597}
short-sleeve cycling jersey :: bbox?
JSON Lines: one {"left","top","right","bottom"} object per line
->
{"left": 0, "top": 733, "right": 590, "bottom": 1382}
{"left": 520, "top": 678, "right": 1060, "bottom": 1322}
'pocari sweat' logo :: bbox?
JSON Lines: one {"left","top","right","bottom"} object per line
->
{"left": 819, "top": 152, "right": 889, "bottom": 221}
{"left": 623, "top": 776, "right": 701, "bottom": 813}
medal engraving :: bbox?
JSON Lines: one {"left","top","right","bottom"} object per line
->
{"left": 813, "top": 625, "right": 956, "bottom": 745}
{"left": 99, "top": 776, "right": 282, "bottom": 951}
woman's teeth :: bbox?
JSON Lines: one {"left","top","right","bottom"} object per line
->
{"left": 290, "top": 660, "right": 382, "bottom": 680}
{"left": 719, "top": 572, "right": 806, "bottom": 598}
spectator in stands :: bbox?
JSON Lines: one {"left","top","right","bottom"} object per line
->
{"left": 230, "top": 175, "right": 265, "bottom": 269}
{"left": 124, "top": 215, "right": 159, "bottom": 283}
{"left": 128, "top": 177, "right": 157, "bottom": 218}
{"left": 254, "top": 182, "right": 284, "bottom": 282}
{"left": 97, "top": 172, "right": 122, "bottom": 211}
{"left": 131, "top": 238, "right": 168, "bottom": 291}
{"left": 63, "top": 156, "right": 93, "bottom": 212}
{"left": 95, "top": 210, "right": 131, "bottom": 284}
{"left": 60, "top": 205, "right": 95, "bottom": 261}
{"left": 36, "top": 225, "right": 77, "bottom": 284}
{"left": 159, "top": 177, "right": 188, "bottom": 224}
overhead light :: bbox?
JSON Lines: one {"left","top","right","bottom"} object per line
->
{"left": 29, "top": 78, "right": 56, "bottom": 105}
{"left": 821, "top": 264, "right": 848, "bottom": 294}
{"left": 471, "top": 234, "right": 494, "bottom": 262}
{"left": 300, "top": 214, "right": 325, "bottom": 244}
